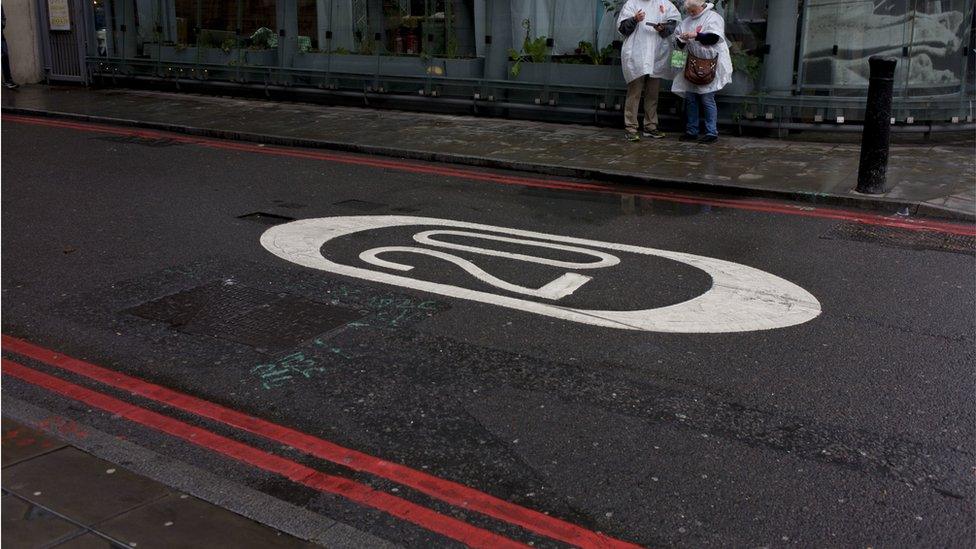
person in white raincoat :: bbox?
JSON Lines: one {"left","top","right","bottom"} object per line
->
{"left": 617, "top": 0, "right": 680, "bottom": 141}
{"left": 672, "top": 0, "right": 732, "bottom": 143}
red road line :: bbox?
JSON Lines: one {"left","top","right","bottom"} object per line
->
{"left": 0, "top": 358, "right": 529, "bottom": 549}
{"left": 5, "top": 113, "right": 974, "bottom": 237}
{"left": 2, "top": 334, "right": 642, "bottom": 549}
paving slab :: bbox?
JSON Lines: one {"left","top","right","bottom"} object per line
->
{"left": 0, "top": 413, "right": 372, "bottom": 547}
{"left": 2, "top": 494, "right": 85, "bottom": 547}
{"left": 54, "top": 533, "right": 118, "bottom": 548}
{"left": 3, "top": 447, "right": 173, "bottom": 525}
{"left": 97, "top": 494, "right": 317, "bottom": 549}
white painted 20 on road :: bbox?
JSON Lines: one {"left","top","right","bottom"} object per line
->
{"left": 260, "top": 215, "right": 821, "bottom": 333}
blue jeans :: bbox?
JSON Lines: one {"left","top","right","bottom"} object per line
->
{"left": 685, "top": 92, "right": 717, "bottom": 137}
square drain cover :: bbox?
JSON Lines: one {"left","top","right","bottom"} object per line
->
{"left": 127, "top": 282, "right": 360, "bottom": 349}
{"left": 821, "top": 222, "right": 975, "bottom": 255}
{"left": 200, "top": 296, "right": 360, "bottom": 349}
{"left": 127, "top": 282, "right": 276, "bottom": 328}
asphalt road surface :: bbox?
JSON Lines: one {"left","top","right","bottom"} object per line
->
{"left": 2, "top": 114, "right": 974, "bottom": 548}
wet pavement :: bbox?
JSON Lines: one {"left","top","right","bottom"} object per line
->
{"left": 1, "top": 115, "right": 974, "bottom": 547}
{"left": 2, "top": 85, "right": 974, "bottom": 220}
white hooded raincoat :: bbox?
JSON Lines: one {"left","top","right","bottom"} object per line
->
{"left": 617, "top": 0, "right": 681, "bottom": 84}
{"left": 671, "top": 3, "right": 733, "bottom": 96}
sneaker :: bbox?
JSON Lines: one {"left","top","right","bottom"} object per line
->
{"left": 625, "top": 132, "right": 641, "bottom": 142}
{"left": 3, "top": 81, "right": 18, "bottom": 89}
{"left": 678, "top": 133, "right": 698, "bottom": 142}
{"left": 642, "top": 129, "right": 666, "bottom": 139}
{"left": 697, "top": 135, "right": 718, "bottom": 144}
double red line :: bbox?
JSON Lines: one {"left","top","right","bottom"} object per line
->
{"left": 4, "top": 113, "right": 974, "bottom": 237}
{"left": 1, "top": 334, "right": 643, "bottom": 548}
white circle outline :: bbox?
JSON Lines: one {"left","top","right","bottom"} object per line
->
{"left": 260, "top": 215, "right": 822, "bottom": 333}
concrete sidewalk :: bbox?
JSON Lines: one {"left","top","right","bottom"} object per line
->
{"left": 3, "top": 85, "right": 973, "bottom": 220}
{"left": 2, "top": 417, "right": 314, "bottom": 548}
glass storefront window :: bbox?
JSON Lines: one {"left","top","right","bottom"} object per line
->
{"left": 511, "top": 0, "right": 599, "bottom": 56}
{"left": 92, "top": 0, "right": 136, "bottom": 58}
{"left": 800, "top": 0, "right": 973, "bottom": 96}
{"left": 91, "top": 0, "right": 111, "bottom": 56}
{"left": 122, "top": 0, "right": 277, "bottom": 67}
{"left": 294, "top": 1, "right": 478, "bottom": 57}
{"left": 374, "top": 1, "right": 478, "bottom": 57}
{"left": 720, "top": 0, "right": 768, "bottom": 95}
{"left": 241, "top": 0, "right": 278, "bottom": 44}
{"left": 907, "top": 1, "right": 973, "bottom": 94}
{"left": 297, "top": 0, "right": 320, "bottom": 51}
{"left": 385, "top": 1, "right": 434, "bottom": 56}
{"left": 296, "top": 0, "right": 368, "bottom": 54}
{"left": 196, "top": 1, "right": 240, "bottom": 51}
{"left": 84, "top": 0, "right": 975, "bottom": 124}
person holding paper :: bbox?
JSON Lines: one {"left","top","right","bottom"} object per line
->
{"left": 672, "top": 0, "right": 732, "bottom": 144}
{"left": 617, "top": 0, "right": 680, "bottom": 142}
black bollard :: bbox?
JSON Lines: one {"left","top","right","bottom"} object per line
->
{"left": 856, "top": 56, "right": 898, "bottom": 194}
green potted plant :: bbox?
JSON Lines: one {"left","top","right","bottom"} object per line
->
{"left": 507, "top": 25, "right": 549, "bottom": 78}
{"left": 724, "top": 46, "right": 762, "bottom": 95}
{"left": 507, "top": 17, "right": 623, "bottom": 89}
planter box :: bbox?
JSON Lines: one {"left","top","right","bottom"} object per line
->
{"left": 437, "top": 58, "right": 484, "bottom": 79}
{"left": 508, "top": 62, "right": 625, "bottom": 88}
{"left": 291, "top": 53, "right": 483, "bottom": 79}
{"left": 718, "top": 72, "right": 756, "bottom": 95}
{"left": 152, "top": 45, "right": 199, "bottom": 64}
{"left": 291, "top": 52, "right": 331, "bottom": 71}
{"left": 154, "top": 46, "right": 239, "bottom": 65}
{"left": 326, "top": 54, "right": 427, "bottom": 76}
{"left": 720, "top": 71, "right": 756, "bottom": 96}
{"left": 150, "top": 46, "right": 276, "bottom": 67}
{"left": 243, "top": 49, "right": 277, "bottom": 67}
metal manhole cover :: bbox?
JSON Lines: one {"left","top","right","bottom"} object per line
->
{"left": 200, "top": 296, "right": 361, "bottom": 349}
{"left": 126, "top": 282, "right": 361, "bottom": 349}
{"left": 821, "top": 222, "right": 975, "bottom": 255}
{"left": 127, "top": 282, "right": 277, "bottom": 328}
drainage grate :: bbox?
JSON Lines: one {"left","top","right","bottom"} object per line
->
{"left": 237, "top": 212, "right": 296, "bottom": 225}
{"left": 96, "top": 135, "right": 183, "bottom": 147}
{"left": 333, "top": 199, "right": 387, "bottom": 211}
{"left": 127, "top": 282, "right": 361, "bottom": 349}
{"left": 821, "top": 222, "right": 975, "bottom": 255}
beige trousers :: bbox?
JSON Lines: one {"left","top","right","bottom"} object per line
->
{"left": 624, "top": 75, "right": 660, "bottom": 134}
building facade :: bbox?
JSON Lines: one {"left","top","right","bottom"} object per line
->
{"left": 27, "top": 0, "right": 976, "bottom": 128}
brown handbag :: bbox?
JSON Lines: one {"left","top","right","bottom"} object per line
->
{"left": 684, "top": 51, "right": 718, "bottom": 86}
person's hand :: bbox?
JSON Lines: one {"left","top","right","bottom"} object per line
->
{"left": 679, "top": 31, "right": 698, "bottom": 41}
{"left": 634, "top": 10, "right": 645, "bottom": 22}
